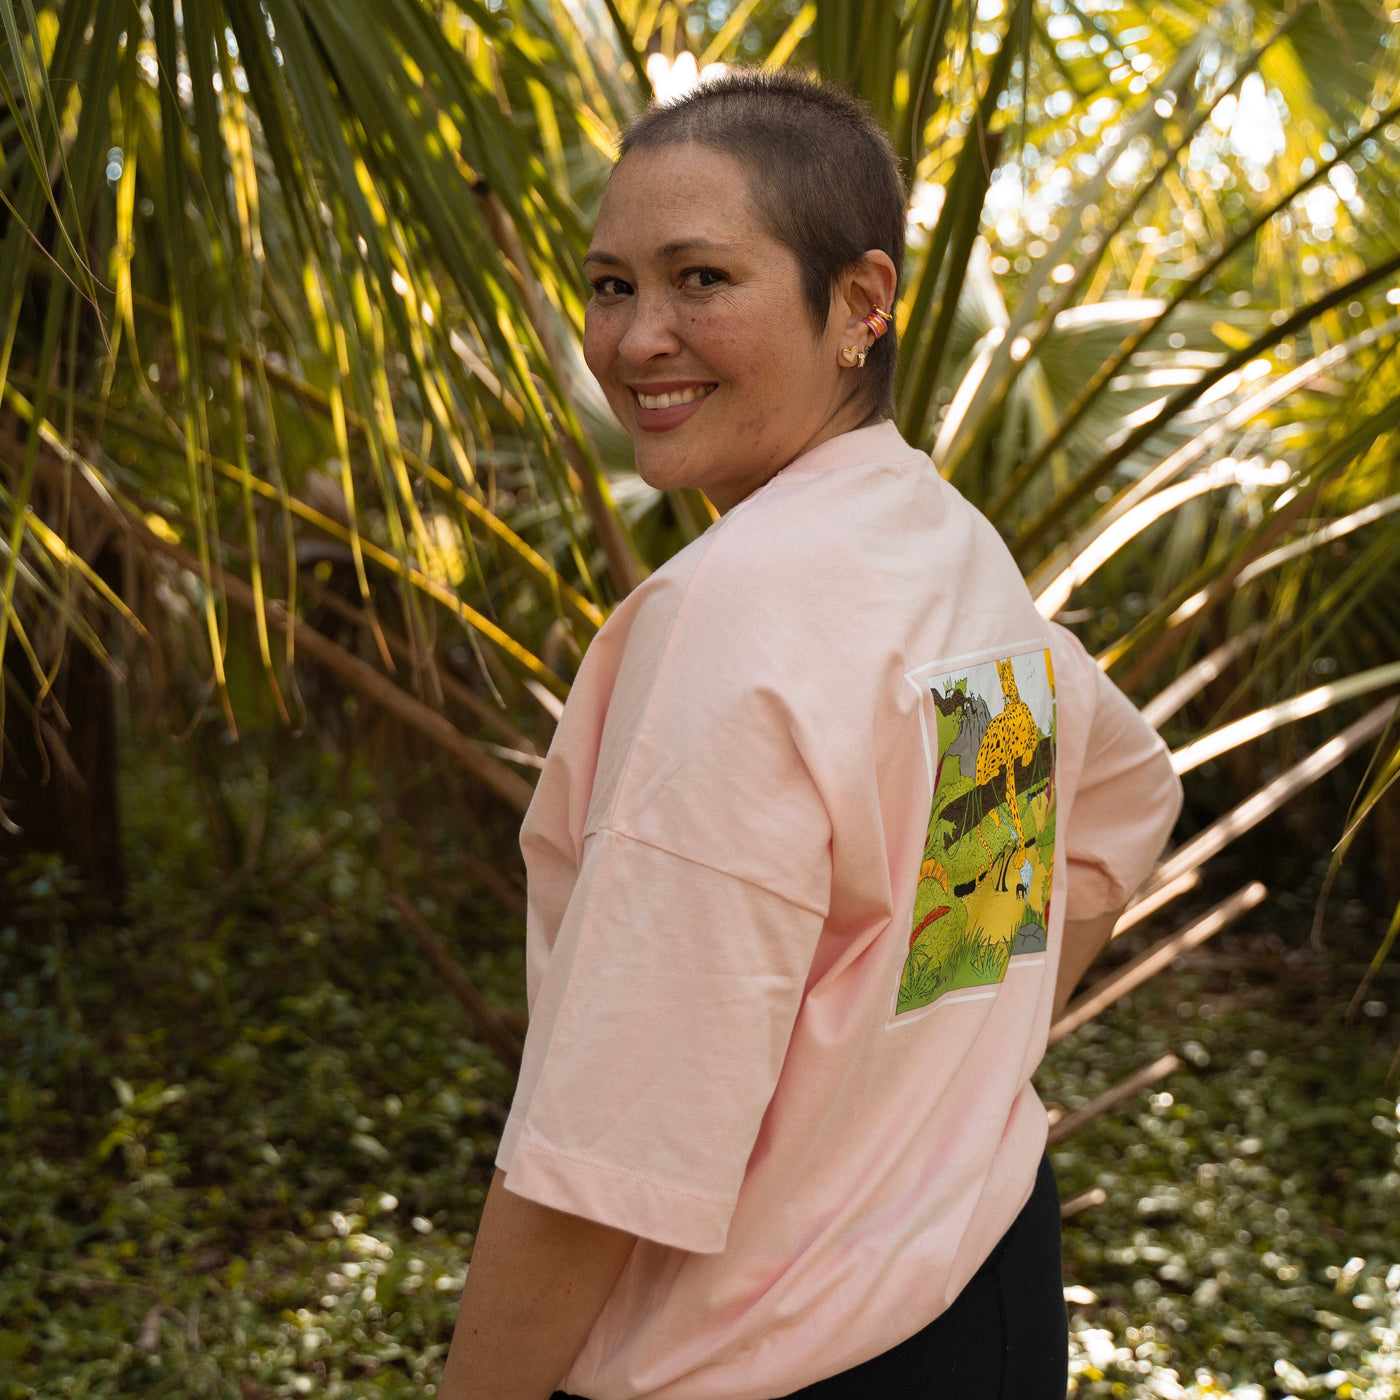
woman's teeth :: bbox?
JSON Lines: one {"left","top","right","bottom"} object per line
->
{"left": 635, "top": 385, "right": 715, "bottom": 410}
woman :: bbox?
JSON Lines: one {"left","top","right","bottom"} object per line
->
{"left": 441, "top": 69, "right": 1181, "bottom": 1400}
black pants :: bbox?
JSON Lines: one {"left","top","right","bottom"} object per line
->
{"left": 777, "top": 1152, "right": 1067, "bottom": 1398}
{"left": 556, "top": 1153, "right": 1067, "bottom": 1400}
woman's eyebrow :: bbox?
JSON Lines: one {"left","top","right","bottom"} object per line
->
{"left": 656, "top": 239, "right": 738, "bottom": 257}
{"left": 584, "top": 239, "right": 738, "bottom": 266}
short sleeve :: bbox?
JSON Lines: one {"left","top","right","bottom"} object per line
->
{"left": 1054, "top": 627, "right": 1183, "bottom": 919}
{"left": 497, "top": 831, "right": 825, "bottom": 1252}
{"left": 498, "top": 550, "right": 834, "bottom": 1253}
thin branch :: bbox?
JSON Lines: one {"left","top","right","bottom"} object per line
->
{"left": 305, "top": 583, "right": 544, "bottom": 758}
{"left": 1111, "top": 869, "right": 1202, "bottom": 938}
{"left": 1051, "top": 883, "right": 1267, "bottom": 1045}
{"left": 1060, "top": 1185, "right": 1107, "bottom": 1219}
{"left": 1145, "top": 704, "right": 1393, "bottom": 896}
{"left": 1047, "top": 1053, "right": 1181, "bottom": 1145}
{"left": 17, "top": 431, "right": 537, "bottom": 815}
{"left": 388, "top": 892, "right": 523, "bottom": 1074}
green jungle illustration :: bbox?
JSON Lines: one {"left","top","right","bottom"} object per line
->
{"left": 896, "top": 647, "right": 1058, "bottom": 1017}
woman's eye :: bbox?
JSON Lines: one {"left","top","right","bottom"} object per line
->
{"left": 589, "top": 276, "right": 632, "bottom": 298}
{"left": 682, "top": 267, "right": 727, "bottom": 290}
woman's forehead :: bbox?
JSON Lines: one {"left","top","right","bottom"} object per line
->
{"left": 590, "top": 144, "right": 765, "bottom": 253}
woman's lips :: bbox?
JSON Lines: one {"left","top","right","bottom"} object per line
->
{"left": 629, "top": 382, "right": 716, "bottom": 432}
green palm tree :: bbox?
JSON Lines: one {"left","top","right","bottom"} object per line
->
{"left": 1, "top": 0, "right": 1396, "bottom": 947}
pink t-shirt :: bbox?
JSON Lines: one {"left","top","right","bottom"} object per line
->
{"left": 497, "top": 421, "right": 1181, "bottom": 1399}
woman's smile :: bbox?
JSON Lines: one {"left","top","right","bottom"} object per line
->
{"left": 629, "top": 381, "right": 718, "bottom": 431}
{"left": 632, "top": 383, "right": 716, "bottom": 411}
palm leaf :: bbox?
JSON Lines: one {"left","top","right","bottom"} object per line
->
{"left": 2, "top": 0, "right": 1396, "bottom": 914}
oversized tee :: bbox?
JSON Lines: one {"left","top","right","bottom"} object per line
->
{"left": 496, "top": 421, "right": 1182, "bottom": 1399}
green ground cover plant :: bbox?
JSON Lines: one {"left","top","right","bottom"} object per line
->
{"left": 1043, "top": 889, "right": 1400, "bottom": 1398}
{"left": 0, "top": 741, "right": 519, "bottom": 1397}
{"left": 1, "top": 742, "right": 1397, "bottom": 1398}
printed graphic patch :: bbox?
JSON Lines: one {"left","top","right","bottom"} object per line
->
{"left": 895, "top": 644, "right": 1057, "bottom": 1017}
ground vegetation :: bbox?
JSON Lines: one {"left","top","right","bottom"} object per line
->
{"left": 0, "top": 745, "right": 1397, "bottom": 1395}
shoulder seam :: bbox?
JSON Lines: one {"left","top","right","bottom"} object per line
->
{"left": 584, "top": 825, "right": 829, "bottom": 918}
{"left": 605, "top": 506, "right": 779, "bottom": 820}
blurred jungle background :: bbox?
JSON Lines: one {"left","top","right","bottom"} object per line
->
{"left": 2, "top": 0, "right": 1399, "bottom": 1394}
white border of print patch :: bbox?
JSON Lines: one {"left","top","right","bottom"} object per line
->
{"left": 890, "top": 640, "right": 1058, "bottom": 1026}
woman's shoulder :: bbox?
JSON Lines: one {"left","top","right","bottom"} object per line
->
{"left": 596, "top": 421, "right": 1022, "bottom": 684}
{"left": 697, "top": 426, "right": 946, "bottom": 571}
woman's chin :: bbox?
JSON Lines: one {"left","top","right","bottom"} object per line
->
{"left": 632, "top": 455, "right": 701, "bottom": 496}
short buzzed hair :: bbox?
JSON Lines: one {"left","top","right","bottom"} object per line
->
{"left": 619, "top": 68, "right": 907, "bottom": 418}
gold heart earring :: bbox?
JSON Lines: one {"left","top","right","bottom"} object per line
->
{"left": 840, "top": 306, "right": 893, "bottom": 369}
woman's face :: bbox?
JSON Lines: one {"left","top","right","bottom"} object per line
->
{"left": 583, "top": 144, "right": 862, "bottom": 513}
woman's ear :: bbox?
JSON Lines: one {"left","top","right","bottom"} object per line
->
{"left": 838, "top": 250, "right": 899, "bottom": 333}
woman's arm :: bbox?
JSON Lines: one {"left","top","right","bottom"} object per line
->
{"left": 1053, "top": 906, "right": 1125, "bottom": 1019}
{"left": 439, "top": 1169, "right": 638, "bottom": 1400}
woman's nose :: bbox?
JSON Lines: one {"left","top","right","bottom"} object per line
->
{"left": 616, "top": 293, "right": 680, "bottom": 365}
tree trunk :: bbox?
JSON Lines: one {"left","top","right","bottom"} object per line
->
{"left": 1, "top": 590, "right": 126, "bottom": 916}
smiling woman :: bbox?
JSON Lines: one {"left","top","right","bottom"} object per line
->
{"left": 581, "top": 143, "right": 893, "bottom": 511}
{"left": 440, "top": 69, "right": 1182, "bottom": 1400}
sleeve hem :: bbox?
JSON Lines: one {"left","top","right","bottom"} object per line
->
{"left": 1062, "top": 859, "right": 1127, "bottom": 921}
{"left": 502, "top": 1131, "right": 734, "bottom": 1255}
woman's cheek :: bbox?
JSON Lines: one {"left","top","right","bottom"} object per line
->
{"left": 581, "top": 316, "right": 613, "bottom": 380}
